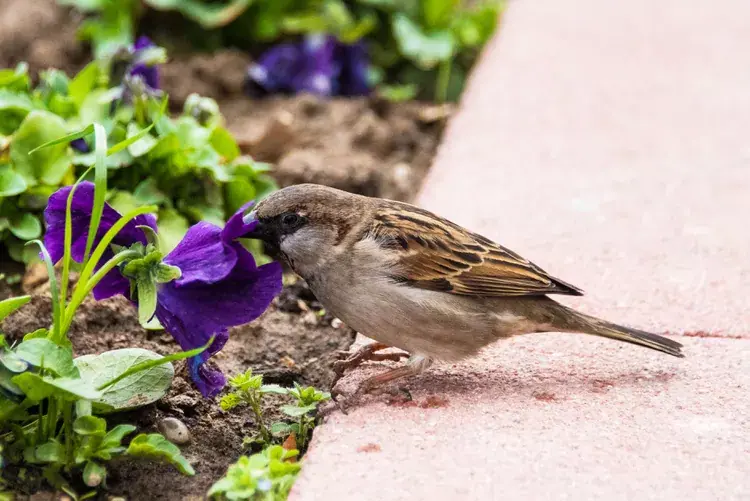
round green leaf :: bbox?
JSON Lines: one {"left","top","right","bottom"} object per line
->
{"left": 11, "top": 373, "right": 102, "bottom": 402}
{"left": 126, "top": 433, "right": 194, "bottom": 476}
{"left": 14, "top": 338, "right": 79, "bottom": 377}
{"left": 9, "top": 213, "right": 41, "bottom": 240}
{"left": 74, "top": 415, "right": 107, "bottom": 436}
{"left": 392, "top": 14, "right": 455, "bottom": 69}
{"left": 0, "top": 164, "right": 27, "bottom": 196}
{"left": 9, "top": 110, "right": 72, "bottom": 187}
{"left": 74, "top": 348, "right": 175, "bottom": 413}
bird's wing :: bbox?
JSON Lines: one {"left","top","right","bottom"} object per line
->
{"left": 367, "top": 202, "right": 584, "bottom": 297}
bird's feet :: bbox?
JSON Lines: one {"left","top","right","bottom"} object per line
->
{"left": 332, "top": 342, "right": 409, "bottom": 376}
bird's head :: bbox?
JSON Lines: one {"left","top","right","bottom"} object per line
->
{"left": 242, "top": 184, "right": 365, "bottom": 276}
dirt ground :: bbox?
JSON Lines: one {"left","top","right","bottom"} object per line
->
{"left": 2, "top": 278, "right": 356, "bottom": 500}
{"left": 0, "top": 1, "right": 447, "bottom": 498}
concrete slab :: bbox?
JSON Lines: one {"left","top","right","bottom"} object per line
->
{"left": 291, "top": 0, "right": 750, "bottom": 499}
{"left": 295, "top": 335, "right": 749, "bottom": 500}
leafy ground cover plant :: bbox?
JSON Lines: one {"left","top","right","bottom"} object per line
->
{"left": 207, "top": 445, "right": 301, "bottom": 501}
{"left": 0, "top": 38, "right": 277, "bottom": 265}
{"left": 1, "top": 123, "right": 282, "bottom": 498}
{"left": 213, "top": 368, "right": 330, "bottom": 500}
{"left": 59, "top": 0, "right": 502, "bottom": 101}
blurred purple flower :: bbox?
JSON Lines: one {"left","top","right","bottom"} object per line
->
{"left": 43, "top": 184, "right": 282, "bottom": 397}
{"left": 128, "top": 36, "right": 160, "bottom": 90}
{"left": 246, "top": 35, "right": 370, "bottom": 97}
{"left": 70, "top": 138, "right": 90, "bottom": 153}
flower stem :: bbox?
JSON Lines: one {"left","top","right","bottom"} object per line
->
{"left": 436, "top": 58, "right": 452, "bottom": 103}
{"left": 45, "top": 397, "right": 58, "bottom": 441}
{"left": 249, "top": 393, "right": 270, "bottom": 444}
{"left": 60, "top": 249, "right": 141, "bottom": 337}
{"left": 62, "top": 402, "right": 73, "bottom": 466}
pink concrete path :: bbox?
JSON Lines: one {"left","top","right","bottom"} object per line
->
{"left": 292, "top": 1, "right": 750, "bottom": 499}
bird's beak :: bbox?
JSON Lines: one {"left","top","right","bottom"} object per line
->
{"left": 241, "top": 210, "right": 269, "bottom": 241}
{"left": 242, "top": 209, "right": 257, "bottom": 225}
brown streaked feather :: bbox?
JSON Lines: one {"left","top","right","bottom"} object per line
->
{"left": 368, "top": 201, "right": 584, "bottom": 297}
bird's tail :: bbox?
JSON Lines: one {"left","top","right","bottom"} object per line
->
{"left": 556, "top": 303, "right": 684, "bottom": 358}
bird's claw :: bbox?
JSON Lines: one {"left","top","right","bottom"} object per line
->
{"left": 332, "top": 343, "right": 409, "bottom": 376}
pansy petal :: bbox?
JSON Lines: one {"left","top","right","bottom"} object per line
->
{"left": 133, "top": 36, "right": 154, "bottom": 51}
{"left": 245, "top": 44, "right": 303, "bottom": 96}
{"left": 190, "top": 358, "right": 227, "bottom": 398}
{"left": 155, "top": 304, "right": 229, "bottom": 398}
{"left": 44, "top": 182, "right": 157, "bottom": 264}
{"left": 44, "top": 183, "right": 126, "bottom": 263}
{"left": 293, "top": 35, "right": 337, "bottom": 96}
{"left": 156, "top": 257, "right": 282, "bottom": 341}
{"left": 164, "top": 222, "right": 237, "bottom": 286}
{"left": 337, "top": 41, "right": 371, "bottom": 97}
{"left": 92, "top": 255, "right": 131, "bottom": 301}
{"left": 70, "top": 138, "right": 90, "bottom": 153}
{"left": 221, "top": 200, "right": 256, "bottom": 243}
{"left": 129, "top": 64, "right": 159, "bottom": 91}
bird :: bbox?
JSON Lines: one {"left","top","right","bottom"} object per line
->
{"left": 242, "top": 183, "right": 684, "bottom": 398}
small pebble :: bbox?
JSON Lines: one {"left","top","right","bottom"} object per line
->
{"left": 158, "top": 417, "right": 191, "bottom": 445}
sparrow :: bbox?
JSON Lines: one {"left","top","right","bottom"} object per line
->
{"left": 242, "top": 183, "right": 684, "bottom": 396}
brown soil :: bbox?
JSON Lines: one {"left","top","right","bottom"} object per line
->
{"left": 2, "top": 278, "right": 356, "bottom": 500}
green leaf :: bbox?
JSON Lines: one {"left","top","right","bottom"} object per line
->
{"left": 377, "top": 83, "right": 418, "bottom": 102}
{"left": 74, "top": 348, "right": 175, "bottom": 412}
{"left": 23, "top": 328, "right": 49, "bottom": 341}
{"left": 9, "top": 213, "right": 41, "bottom": 240}
{"left": 14, "top": 338, "right": 79, "bottom": 377}
{"left": 392, "top": 14, "right": 455, "bottom": 69}
{"left": 27, "top": 123, "right": 94, "bottom": 154}
{"left": 83, "top": 460, "right": 106, "bottom": 487}
{"left": 11, "top": 372, "right": 102, "bottom": 402}
{"left": 0, "top": 365, "right": 25, "bottom": 398}
{"left": 10, "top": 110, "right": 72, "bottom": 186}
{"left": 33, "top": 440, "right": 65, "bottom": 463}
{"left": 83, "top": 123, "right": 108, "bottom": 264}
{"left": 423, "top": 0, "right": 459, "bottom": 28}
{"left": 260, "top": 384, "right": 289, "bottom": 395}
{"left": 269, "top": 422, "right": 294, "bottom": 436}
{"left": 209, "top": 126, "right": 240, "bottom": 162}
{"left": 158, "top": 209, "right": 190, "bottom": 254}
{"left": 0, "top": 164, "right": 28, "bottom": 196}
{"left": 145, "top": 0, "right": 251, "bottom": 28}
{"left": 0, "top": 63, "right": 30, "bottom": 91}
{"left": 280, "top": 404, "right": 318, "bottom": 417}
{"left": 112, "top": 123, "right": 156, "bottom": 157}
{"left": 68, "top": 62, "right": 100, "bottom": 108}
{"left": 133, "top": 178, "right": 167, "bottom": 206}
{"left": 102, "top": 424, "right": 137, "bottom": 449}
{"left": 26, "top": 240, "right": 62, "bottom": 342}
{"left": 0, "top": 90, "right": 34, "bottom": 134}
{"left": 126, "top": 433, "right": 195, "bottom": 475}
{"left": 136, "top": 277, "right": 158, "bottom": 326}
{"left": 0, "top": 294, "right": 30, "bottom": 323}
{"left": 73, "top": 415, "right": 107, "bottom": 436}
{"left": 0, "top": 349, "right": 28, "bottom": 373}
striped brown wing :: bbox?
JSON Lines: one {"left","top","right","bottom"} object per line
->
{"left": 369, "top": 203, "right": 583, "bottom": 297}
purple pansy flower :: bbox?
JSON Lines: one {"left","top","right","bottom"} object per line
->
{"left": 128, "top": 36, "right": 160, "bottom": 90}
{"left": 246, "top": 35, "right": 370, "bottom": 97}
{"left": 43, "top": 182, "right": 283, "bottom": 397}
{"left": 70, "top": 138, "right": 90, "bottom": 153}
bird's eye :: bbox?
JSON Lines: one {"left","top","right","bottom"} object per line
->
{"left": 281, "top": 213, "right": 301, "bottom": 228}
